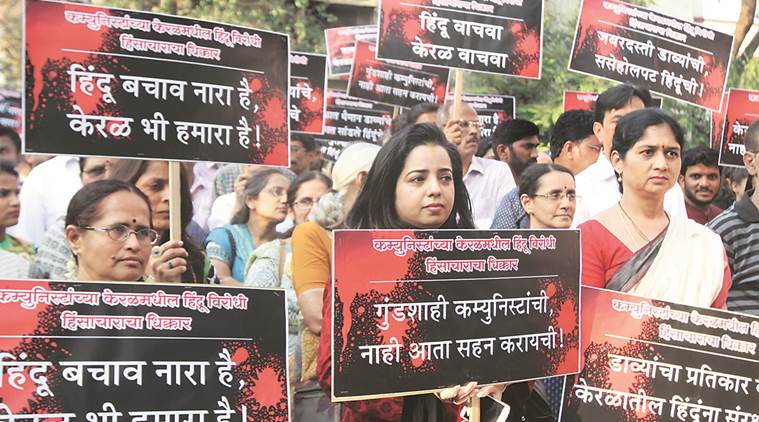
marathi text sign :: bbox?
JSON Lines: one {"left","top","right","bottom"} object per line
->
{"left": 332, "top": 229, "right": 580, "bottom": 401}
{"left": 711, "top": 92, "right": 729, "bottom": 151}
{"left": 718, "top": 89, "right": 759, "bottom": 167}
{"left": 315, "top": 90, "right": 392, "bottom": 162}
{"left": 348, "top": 39, "right": 450, "bottom": 108}
{"left": 0, "top": 89, "right": 22, "bottom": 133}
{"left": 324, "top": 25, "right": 377, "bottom": 78}
{"left": 568, "top": 0, "right": 733, "bottom": 111}
{"left": 24, "top": 0, "right": 289, "bottom": 164}
{"left": 561, "top": 286, "right": 759, "bottom": 422}
{"left": 447, "top": 93, "right": 515, "bottom": 139}
{"left": 377, "top": 0, "right": 543, "bottom": 77}
{"left": 0, "top": 279, "right": 289, "bottom": 421}
{"left": 562, "top": 90, "right": 662, "bottom": 112}
{"left": 289, "top": 52, "right": 327, "bottom": 134}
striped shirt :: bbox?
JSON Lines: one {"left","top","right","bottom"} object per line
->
{"left": 707, "top": 190, "right": 759, "bottom": 315}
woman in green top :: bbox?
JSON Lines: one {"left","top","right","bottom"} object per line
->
{"left": 0, "top": 160, "right": 34, "bottom": 262}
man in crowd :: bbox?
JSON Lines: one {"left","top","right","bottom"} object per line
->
{"left": 709, "top": 120, "right": 759, "bottom": 315}
{"left": 438, "top": 102, "right": 515, "bottom": 228}
{"left": 491, "top": 118, "right": 540, "bottom": 184}
{"left": 577, "top": 83, "right": 686, "bottom": 224}
{"left": 290, "top": 134, "right": 322, "bottom": 175}
{"left": 489, "top": 118, "right": 541, "bottom": 229}
{"left": 0, "top": 126, "right": 21, "bottom": 166}
{"left": 679, "top": 146, "right": 722, "bottom": 225}
{"left": 547, "top": 110, "right": 602, "bottom": 226}
{"left": 390, "top": 103, "right": 439, "bottom": 135}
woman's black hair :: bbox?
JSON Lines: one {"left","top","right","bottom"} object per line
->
{"left": 287, "top": 171, "right": 333, "bottom": 205}
{"left": 65, "top": 180, "right": 152, "bottom": 265}
{"left": 346, "top": 123, "right": 475, "bottom": 229}
{"left": 230, "top": 168, "right": 294, "bottom": 224}
{"left": 518, "top": 163, "right": 574, "bottom": 197}
{"left": 108, "top": 160, "right": 205, "bottom": 283}
{"left": 0, "top": 160, "right": 18, "bottom": 178}
{"left": 612, "top": 108, "right": 685, "bottom": 160}
{"left": 66, "top": 179, "right": 152, "bottom": 228}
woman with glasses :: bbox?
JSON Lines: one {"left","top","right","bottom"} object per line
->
{"left": 109, "top": 160, "right": 213, "bottom": 284}
{"left": 64, "top": 180, "right": 157, "bottom": 282}
{"left": 204, "top": 168, "right": 294, "bottom": 283}
{"left": 243, "top": 171, "right": 332, "bottom": 388}
{"left": 519, "top": 163, "right": 577, "bottom": 230}
{"left": 517, "top": 163, "right": 577, "bottom": 420}
{"left": 580, "top": 108, "right": 731, "bottom": 307}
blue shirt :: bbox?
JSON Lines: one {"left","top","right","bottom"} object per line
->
{"left": 204, "top": 224, "right": 255, "bottom": 281}
{"left": 490, "top": 187, "right": 530, "bottom": 229}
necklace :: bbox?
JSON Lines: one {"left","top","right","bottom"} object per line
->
{"left": 617, "top": 202, "right": 651, "bottom": 242}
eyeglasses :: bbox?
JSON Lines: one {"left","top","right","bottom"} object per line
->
{"left": 456, "top": 120, "right": 482, "bottom": 130}
{"left": 81, "top": 224, "right": 159, "bottom": 245}
{"left": 532, "top": 192, "right": 578, "bottom": 202}
{"left": 292, "top": 197, "right": 318, "bottom": 209}
{"left": 266, "top": 187, "right": 288, "bottom": 199}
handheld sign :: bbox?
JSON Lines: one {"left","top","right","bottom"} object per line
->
{"left": 568, "top": 0, "right": 733, "bottom": 111}
{"left": 332, "top": 229, "right": 580, "bottom": 401}
{"left": 315, "top": 90, "right": 393, "bottom": 163}
{"left": 0, "top": 89, "right": 22, "bottom": 133}
{"left": 377, "top": 0, "right": 544, "bottom": 78}
{"left": 289, "top": 52, "right": 328, "bottom": 134}
{"left": 718, "top": 89, "right": 759, "bottom": 168}
{"left": 446, "top": 93, "right": 515, "bottom": 139}
{"left": 324, "top": 25, "right": 377, "bottom": 78}
{"left": 711, "top": 92, "right": 729, "bottom": 151}
{"left": 0, "top": 280, "right": 290, "bottom": 421}
{"left": 348, "top": 39, "right": 450, "bottom": 108}
{"left": 24, "top": 0, "right": 290, "bottom": 165}
{"left": 562, "top": 90, "right": 662, "bottom": 112}
{"left": 561, "top": 286, "right": 759, "bottom": 422}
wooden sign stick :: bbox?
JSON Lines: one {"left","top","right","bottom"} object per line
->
{"left": 453, "top": 69, "right": 465, "bottom": 120}
{"left": 469, "top": 395, "right": 481, "bottom": 422}
{"left": 168, "top": 161, "right": 182, "bottom": 243}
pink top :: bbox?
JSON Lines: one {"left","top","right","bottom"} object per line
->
{"left": 579, "top": 219, "right": 731, "bottom": 309}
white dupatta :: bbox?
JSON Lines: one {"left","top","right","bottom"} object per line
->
{"left": 627, "top": 217, "right": 725, "bottom": 307}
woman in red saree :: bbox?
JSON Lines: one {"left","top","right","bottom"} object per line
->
{"left": 579, "top": 108, "right": 731, "bottom": 308}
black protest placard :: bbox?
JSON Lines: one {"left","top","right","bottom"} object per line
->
{"left": 315, "top": 90, "right": 392, "bottom": 162}
{"left": 0, "top": 89, "right": 22, "bottom": 133}
{"left": 569, "top": 0, "right": 733, "bottom": 111}
{"left": 447, "top": 93, "right": 516, "bottom": 139}
{"left": 711, "top": 92, "right": 729, "bottom": 151}
{"left": 24, "top": 0, "right": 289, "bottom": 164}
{"left": 561, "top": 286, "right": 759, "bottom": 421}
{"left": 348, "top": 40, "right": 450, "bottom": 108}
{"left": 718, "top": 89, "right": 759, "bottom": 167}
{"left": 0, "top": 279, "right": 289, "bottom": 421}
{"left": 377, "top": 0, "right": 544, "bottom": 77}
{"left": 332, "top": 229, "right": 580, "bottom": 401}
{"left": 324, "top": 25, "right": 377, "bottom": 78}
{"left": 289, "top": 52, "right": 327, "bottom": 134}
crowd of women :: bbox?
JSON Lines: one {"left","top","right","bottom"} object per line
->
{"left": 0, "top": 81, "right": 753, "bottom": 421}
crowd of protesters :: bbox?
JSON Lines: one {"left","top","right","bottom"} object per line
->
{"left": 1, "top": 82, "right": 755, "bottom": 421}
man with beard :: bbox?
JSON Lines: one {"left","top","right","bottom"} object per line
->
{"left": 489, "top": 118, "right": 540, "bottom": 229}
{"left": 437, "top": 102, "right": 515, "bottom": 228}
{"left": 679, "top": 146, "right": 722, "bottom": 224}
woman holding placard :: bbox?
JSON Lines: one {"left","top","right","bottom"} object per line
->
{"left": 579, "top": 108, "right": 732, "bottom": 307}
{"left": 317, "top": 123, "right": 507, "bottom": 421}
{"left": 109, "top": 160, "right": 214, "bottom": 284}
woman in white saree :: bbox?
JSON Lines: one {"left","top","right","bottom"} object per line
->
{"left": 579, "top": 108, "right": 732, "bottom": 308}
